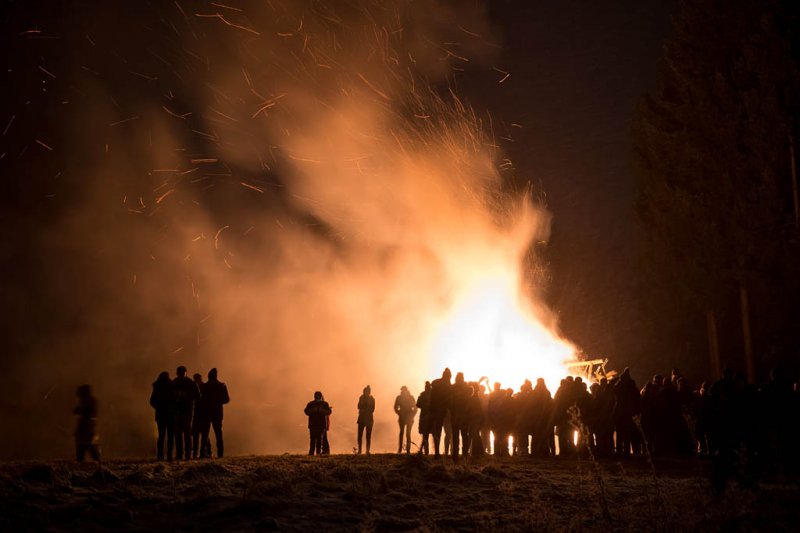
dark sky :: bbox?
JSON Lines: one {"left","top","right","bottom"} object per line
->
{"left": 471, "top": 0, "right": 672, "bottom": 365}
{"left": 0, "top": 0, "right": 675, "bottom": 368}
{"left": 0, "top": 0, "right": 675, "bottom": 456}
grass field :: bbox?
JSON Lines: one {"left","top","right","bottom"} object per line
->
{"left": 1, "top": 454, "right": 797, "bottom": 531}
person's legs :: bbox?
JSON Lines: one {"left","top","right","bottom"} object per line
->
{"left": 186, "top": 416, "right": 194, "bottom": 458}
{"left": 75, "top": 441, "right": 86, "bottom": 462}
{"left": 166, "top": 420, "right": 175, "bottom": 461}
{"left": 322, "top": 431, "right": 330, "bottom": 455}
{"left": 212, "top": 417, "right": 224, "bottom": 457}
{"left": 358, "top": 423, "right": 365, "bottom": 454}
{"left": 183, "top": 419, "right": 193, "bottom": 460}
{"left": 451, "top": 422, "right": 461, "bottom": 457}
{"left": 200, "top": 420, "right": 210, "bottom": 459}
{"left": 89, "top": 443, "right": 101, "bottom": 461}
{"left": 397, "top": 419, "right": 404, "bottom": 453}
{"left": 156, "top": 419, "right": 166, "bottom": 460}
{"left": 191, "top": 428, "right": 200, "bottom": 459}
{"left": 432, "top": 417, "right": 443, "bottom": 456}
{"left": 405, "top": 421, "right": 412, "bottom": 453}
{"left": 314, "top": 431, "right": 323, "bottom": 455}
{"left": 365, "top": 424, "right": 373, "bottom": 454}
{"left": 174, "top": 420, "right": 184, "bottom": 460}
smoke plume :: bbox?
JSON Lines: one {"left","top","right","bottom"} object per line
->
{"left": 1, "top": 0, "right": 574, "bottom": 457}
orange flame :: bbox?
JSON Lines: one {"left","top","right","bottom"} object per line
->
{"left": 430, "top": 270, "right": 576, "bottom": 391}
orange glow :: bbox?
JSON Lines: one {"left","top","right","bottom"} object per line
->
{"left": 430, "top": 270, "right": 576, "bottom": 391}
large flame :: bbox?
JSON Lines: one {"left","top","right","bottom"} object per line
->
{"left": 430, "top": 270, "right": 576, "bottom": 391}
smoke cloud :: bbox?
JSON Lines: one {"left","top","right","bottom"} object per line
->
{"left": 1, "top": 0, "right": 573, "bottom": 457}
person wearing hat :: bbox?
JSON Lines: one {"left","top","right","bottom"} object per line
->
{"left": 356, "top": 386, "right": 375, "bottom": 455}
{"left": 394, "top": 385, "right": 417, "bottom": 454}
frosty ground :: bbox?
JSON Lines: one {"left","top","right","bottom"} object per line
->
{"left": 0, "top": 454, "right": 797, "bottom": 531}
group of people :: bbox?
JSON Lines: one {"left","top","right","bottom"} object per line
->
{"left": 314, "top": 366, "right": 798, "bottom": 472}
{"left": 149, "top": 366, "right": 230, "bottom": 461}
{"left": 73, "top": 361, "right": 797, "bottom": 473}
{"left": 303, "top": 384, "right": 420, "bottom": 456}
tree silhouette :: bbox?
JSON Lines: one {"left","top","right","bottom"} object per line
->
{"left": 634, "top": 0, "right": 800, "bottom": 379}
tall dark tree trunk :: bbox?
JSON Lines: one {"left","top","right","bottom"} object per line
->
{"left": 791, "top": 134, "right": 799, "bottom": 231}
{"left": 706, "top": 309, "right": 721, "bottom": 378}
{"left": 739, "top": 285, "right": 755, "bottom": 382}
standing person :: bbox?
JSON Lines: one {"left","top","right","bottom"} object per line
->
{"left": 449, "top": 373, "right": 471, "bottom": 458}
{"left": 416, "top": 381, "right": 432, "bottom": 455}
{"left": 531, "top": 378, "right": 555, "bottom": 456}
{"left": 488, "top": 382, "right": 505, "bottom": 455}
{"left": 173, "top": 366, "right": 200, "bottom": 461}
{"left": 429, "top": 368, "right": 453, "bottom": 456}
{"left": 467, "top": 383, "right": 485, "bottom": 456}
{"left": 479, "top": 383, "right": 491, "bottom": 454}
{"left": 305, "top": 391, "right": 332, "bottom": 456}
{"left": 150, "top": 371, "right": 175, "bottom": 461}
{"left": 394, "top": 386, "right": 417, "bottom": 454}
{"left": 613, "top": 368, "right": 641, "bottom": 457}
{"left": 553, "top": 378, "right": 575, "bottom": 457}
{"left": 357, "top": 386, "right": 375, "bottom": 455}
{"left": 592, "top": 378, "right": 615, "bottom": 458}
{"left": 515, "top": 380, "right": 535, "bottom": 456}
{"left": 321, "top": 392, "right": 332, "bottom": 455}
{"left": 73, "top": 385, "right": 101, "bottom": 463}
{"left": 191, "top": 373, "right": 211, "bottom": 459}
{"left": 202, "top": 368, "right": 230, "bottom": 458}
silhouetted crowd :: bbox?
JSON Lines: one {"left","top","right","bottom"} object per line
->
{"left": 149, "top": 366, "right": 230, "bottom": 461}
{"left": 336, "top": 366, "right": 800, "bottom": 477}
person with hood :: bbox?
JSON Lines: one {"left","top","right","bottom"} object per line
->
{"left": 74, "top": 384, "right": 101, "bottom": 462}
{"left": 201, "top": 368, "right": 230, "bottom": 458}
{"left": 150, "top": 371, "right": 175, "bottom": 461}
{"left": 306, "top": 391, "right": 332, "bottom": 456}
{"left": 394, "top": 386, "right": 417, "bottom": 454}
{"left": 356, "top": 385, "right": 375, "bottom": 455}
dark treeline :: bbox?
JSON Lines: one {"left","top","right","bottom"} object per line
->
{"left": 634, "top": 0, "right": 800, "bottom": 380}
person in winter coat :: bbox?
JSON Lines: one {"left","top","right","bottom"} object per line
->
{"left": 394, "top": 386, "right": 417, "bottom": 454}
{"left": 306, "top": 391, "right": 332, "bottom": 456}
{"left": 357, "top": 385, "right": 375, "bottom": 455}
{"left": 191, "top": 373, "right": 211, "bottom": 459}
{"left": 429, "top": 368, "right": 452, "bottom": 456}
{"left": 416, "top": 381, "right": 433, "bottom": 455}
{"left": 74, "top": 384, "right": 101, "bottom": 462}
{"left": 173, "top": 365, "right": 200, "bottom": 460}
{"left": 150, "top": 371, "right": 175, "bottom": 461}
{"left": 201, "top": 368, "right": 230, "bottom": 458}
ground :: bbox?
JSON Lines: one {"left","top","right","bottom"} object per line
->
{"left": 0, "top": 454, "right": 797, "bottom": 531}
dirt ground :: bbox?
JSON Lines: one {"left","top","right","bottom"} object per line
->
{"left": 0, "top": 454, "right": 797, "bottom": 531}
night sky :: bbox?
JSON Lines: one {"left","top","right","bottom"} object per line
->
{"left": 0, "top": 0, "right": 675, "bottom": 457}
{"left": 463, "top": 0, "right": 672, "bottom": 365}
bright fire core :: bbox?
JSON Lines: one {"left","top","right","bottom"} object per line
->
{"left": 430, "top": 273, "right": 576, "bottom": 391}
